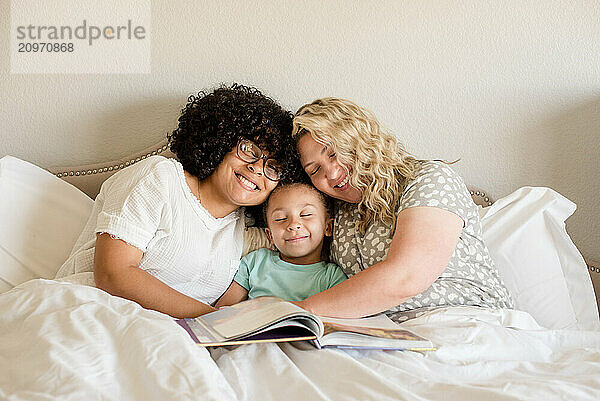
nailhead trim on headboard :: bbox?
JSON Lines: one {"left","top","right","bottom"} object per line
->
{"left": 586, "top": 261, "right": 600, "bottom": 315}
{"left": 469, "top": 190, "right": 493, "bottom": 206}
{"left": 54, "top": 144, "right": 170, "bottom": 178}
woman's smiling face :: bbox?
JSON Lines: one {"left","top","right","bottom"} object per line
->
{"left": 297, "top": 134, "right": 362, "bottom": 204}
{"left": 210, "top": 141, "right": 279, "bottom": 207}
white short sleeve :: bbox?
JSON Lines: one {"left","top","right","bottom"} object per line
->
{"left": 94, "top": 160, "right": 170, "bottom": 252}
{"left": 57, "top": 156, "right": 245, "bottom": 304}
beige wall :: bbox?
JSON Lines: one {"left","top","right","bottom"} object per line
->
{"left": 1, "top": 1, "right": 599, "bottom": 261}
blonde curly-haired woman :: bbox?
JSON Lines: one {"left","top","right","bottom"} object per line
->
{"left": 291, "top": 97, "right": 513, "bottom": 322}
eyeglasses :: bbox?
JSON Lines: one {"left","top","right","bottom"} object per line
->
{"left": 236, "top": 139, "right": 283, "bottom": 181}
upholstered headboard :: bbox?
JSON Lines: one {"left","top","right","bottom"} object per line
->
{"left": 48, "top": 139, "right": 175, "bottom": 199}
{"left": 47, "top": 138, "right": 600, "bottom": 310}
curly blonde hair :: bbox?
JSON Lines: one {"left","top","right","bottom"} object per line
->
{"left": 292, "top": 97, "right": 422, "bottom": 233}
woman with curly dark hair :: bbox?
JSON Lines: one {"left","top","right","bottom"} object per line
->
{"left": 55, "top": 84, "right": 298, "bottom": 318}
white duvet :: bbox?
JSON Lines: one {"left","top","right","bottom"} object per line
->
{"left": 1, "top": 279, "right": 599, "bottom": 401}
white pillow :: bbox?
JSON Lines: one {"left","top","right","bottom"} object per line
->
{"left": 480, "top": 186, "right": 599, "bottom": 331}
{"left": 0, "top": 156, "right": 93, "bottom": 292}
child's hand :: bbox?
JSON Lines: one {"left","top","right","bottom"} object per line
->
{"left": 214, "top": 282, "right": 248, "bottom": 308}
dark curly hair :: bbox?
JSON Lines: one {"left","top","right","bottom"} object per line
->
{"left": 168, "top": 83, "right": 302, "bottom": 183}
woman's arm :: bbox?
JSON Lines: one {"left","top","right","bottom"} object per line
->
{"left": 93, "top": 233, "right": 216, "bottom": 318}
{"left": 295, "top": 206, "right": 463, "bottom": 318}
{"left": 214, "top": 282, "right": 249, "bottom": 307}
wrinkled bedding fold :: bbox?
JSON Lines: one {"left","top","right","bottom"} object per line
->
{"left": 1, "top": 280, "right": 599, "bottom": 401}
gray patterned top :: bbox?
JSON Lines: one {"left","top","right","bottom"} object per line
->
{"left": 331, "top": 161, "right": 514, "bottom": 322}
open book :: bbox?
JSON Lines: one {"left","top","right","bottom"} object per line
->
{"left": 176, "top": 296, "right": 435, "bottom": 351}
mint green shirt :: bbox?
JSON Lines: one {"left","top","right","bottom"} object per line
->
{"left": 234, "top": 248, "right": 347, "bottom": 301}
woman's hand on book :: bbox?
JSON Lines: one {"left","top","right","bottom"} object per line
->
{"left": 290, "top": 300, "right": 313, "bottom": 313}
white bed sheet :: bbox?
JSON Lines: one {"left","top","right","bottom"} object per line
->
{"left": 2, "top": 279, "right": 599, "bottom": 401}
{"left": 211, "top": 313, "right": 600, "bottom": 401}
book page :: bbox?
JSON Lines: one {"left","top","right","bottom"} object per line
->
{"left": 199, "top": 297, "right": 316, "bottom": 339}
{"left": 322, "top": 322, "right": 429, "bottom": 341}
{"left": 320, "top": 333, "right": 434, "bottom": 351}
{"left": 319, "top": 314, "right": 433, "bottom": 349}
{"left": 184, "top": 318, "right": 219, "bottom": 343}
{"left": 320, "top": 314, "right": 400, "bottom": 330}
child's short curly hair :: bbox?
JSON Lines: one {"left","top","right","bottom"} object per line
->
{"left": 168, "top": 83, "right": 301, "bottom": 183}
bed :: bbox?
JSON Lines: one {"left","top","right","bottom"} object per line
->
{"left": 1, "top": 139, "right": 599, "bottom": 401}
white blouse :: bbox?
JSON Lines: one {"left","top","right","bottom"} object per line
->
{"left": 55, "top": 156, "right": 245, "bottom": 305}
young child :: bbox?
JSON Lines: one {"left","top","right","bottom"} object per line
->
{"left": 215, "top": 183, "right": 347, "bottom": 306}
